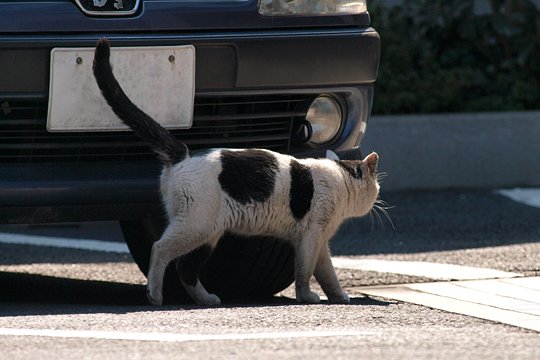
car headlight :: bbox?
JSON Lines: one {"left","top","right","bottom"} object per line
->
{"left": 305, "top": 95, "right": 344, "bottom": 145}
{"left": 258, "top": 0, "right": 367, "bottom": 16}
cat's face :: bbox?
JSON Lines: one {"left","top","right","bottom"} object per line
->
{"left": 349, "top": 152, "right": 380, "bottom": 216}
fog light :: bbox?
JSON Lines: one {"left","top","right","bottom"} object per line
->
{"left": 306, "top": 95, "right": 343, "bottom": 145}
{"left": 258, "top": 0, "right": 367, "bottom": 16}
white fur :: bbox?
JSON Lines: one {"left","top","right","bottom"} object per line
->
{"left": 146, "top": 149, "right": 379, "bottom": 306}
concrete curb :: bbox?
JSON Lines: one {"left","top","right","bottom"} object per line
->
{"left": 360, "top": 111, "right": 540, "bottom": 191}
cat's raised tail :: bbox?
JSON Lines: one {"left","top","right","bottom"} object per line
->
{"left": 92, "top": 38, "right": 188, "bottom": 165}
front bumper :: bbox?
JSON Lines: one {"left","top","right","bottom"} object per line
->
{"left": 1, "top": 28, "right": 379, "bottom": 93}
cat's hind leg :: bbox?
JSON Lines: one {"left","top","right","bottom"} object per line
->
{"left": 314, "top": 245, "right": 350, "bottom": 304}
{"left": 146, "top": 222, "right": 219, "bottom": 306}
{"left": 175, "top": 243, "right": 221, "bottom": 306}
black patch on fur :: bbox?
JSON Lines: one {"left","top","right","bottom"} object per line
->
{"left": 289, "top": 159, "right": 314, "bottom": 220}
{"left": 336, "top": 160, "right": 363, "bottom": 179}
{"left": 219, "top": 150, "right": 278, "bottom": 204}
{"left": 175, "top": 245, "right": 213, "bottom": 286}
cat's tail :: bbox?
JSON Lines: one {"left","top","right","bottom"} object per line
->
{"left": 92, "top": 37, "right": 188, "bottom": 165}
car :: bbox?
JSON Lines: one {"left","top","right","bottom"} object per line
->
{"left": 0, "top": 0, "right": 380, "bottom": 303}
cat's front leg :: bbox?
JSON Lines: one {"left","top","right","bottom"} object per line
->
{"left": 314, "top": 245, "right": 350, "bottom": 304}
{"left": 295, "top": 282, "right": 320, "bottom": 304}
{"left": 294, "top": 236, "right": 321, "bottom": 304}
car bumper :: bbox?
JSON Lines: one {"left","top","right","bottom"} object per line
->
{"left": 1, "top": 28, "right": 379, "bottom": 93}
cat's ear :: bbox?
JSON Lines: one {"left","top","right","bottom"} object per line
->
{"left": 326, "top": 150, "right": 340, "bottom": 161}
{"left": 364, "top": 152, "right": 379, "bottom": 176}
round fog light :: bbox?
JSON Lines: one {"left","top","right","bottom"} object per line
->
{"left": 306, "top": 95, "right": 343, "bottom": 145}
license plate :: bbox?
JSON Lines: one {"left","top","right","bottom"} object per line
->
{"left": 47, "top": 45, "right": 195, "bottom": 132}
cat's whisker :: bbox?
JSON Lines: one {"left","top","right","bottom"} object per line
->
{"left": 376, "top": 172, "right": 388, "bottom": 183}
{"left": 373, "top": 204, "right": 396, "bottom": 230}
{"left": 374, "top": 199, "right": 396, "bottom": 213}
{"left": 372, "top": 206, "right": 384, "bottom": 230}
{"left": 368, "top": 210, "right": 376, "bottom": 232}
{"left": 375, "top": 199, "right": 391, "bottom": 207}
{"left": 342, "top": 217, "right": 350, "bottom": 234}
{"left": 368, "top": 207, "right": 380, "bottom": 231}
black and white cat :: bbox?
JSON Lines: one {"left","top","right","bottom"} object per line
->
{"left": 93, "top": 38, "right": 380, "bottom": 306}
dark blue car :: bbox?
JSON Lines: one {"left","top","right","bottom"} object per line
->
{"left": 0, "top": 0, "right": 380, "bottom": 302}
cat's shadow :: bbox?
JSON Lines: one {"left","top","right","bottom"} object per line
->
{"left": 0, "top": 271, "right": 391, "bottom": 317}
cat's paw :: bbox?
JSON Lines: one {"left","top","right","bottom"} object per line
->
{"left": 328, "top": 291, "right": 350, "bottom": 304}
{"left": 146, "top": 288, "right": 163, "bottom": 306}
{"left": 296, "top": 291, "right": 321, "bottom": 304}
{"left": 194, "top": 293, "right": 221, "bottom": 307}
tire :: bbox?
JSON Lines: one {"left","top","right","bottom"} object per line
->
{"left": 120, "top": 219, "right": 295, "bottom": 304}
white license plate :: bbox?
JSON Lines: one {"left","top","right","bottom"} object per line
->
{"left": 47, "top": 45, "right": 195, "bottom": 132}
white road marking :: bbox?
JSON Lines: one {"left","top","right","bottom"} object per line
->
{"left": 0, "top": 232, "right": 522, "bottom": 282}
{"left": 0, "top": 232, "right": 129, "bottom": 254}
{"left": 332, "top": 258, "right": 521, "bottom": 281}
{"left": 0, "top": 328, "right": 372, "bottom": 342}
{"left": 497, "top": 188, "right": 540, "bottom": 208}
{"left": 357, "top": 277, "right": 540, "bottom": 333}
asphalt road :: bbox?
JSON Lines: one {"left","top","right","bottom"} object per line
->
{"left": 1, "top": 189, "right": 539, "bottom": 359}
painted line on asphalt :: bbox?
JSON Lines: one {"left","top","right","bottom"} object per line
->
{"left": 332, "top": 258, "right": 522, "bottom": 281}
{"left": 356, "top": 276, "right": 540, "bottom": 333}
{"left": 0, "top": 328, "right": 373, "bottom": 342}
{"left": 0, "top": 232, "right": 129, "bottom": 253}
{"left": 0, "top": 232, "right": 523, "bottom": 281}
{"left": 497, "top": 188, "right": 540, "bottom": 208}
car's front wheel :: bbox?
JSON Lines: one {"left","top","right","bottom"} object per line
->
{"left": 120, "top": 219, "right": 295, "bottom": 304}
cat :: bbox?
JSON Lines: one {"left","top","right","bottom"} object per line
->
{"left": 92, "top": 38, "right": 380, "bottom": 306}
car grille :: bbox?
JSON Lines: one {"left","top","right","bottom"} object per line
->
{"left": 0, "top": 94, "right": 311, "bottom": 164}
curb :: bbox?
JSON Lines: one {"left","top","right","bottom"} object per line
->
{"left": 361, "top": 111, "right": 540, "bottom": 191}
